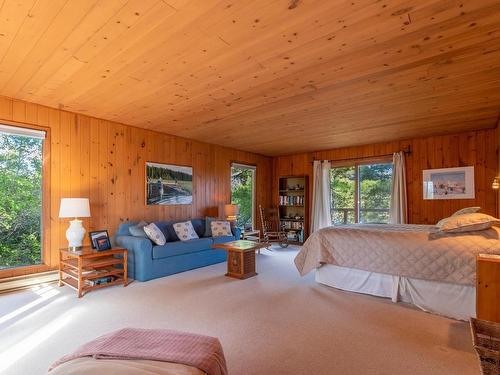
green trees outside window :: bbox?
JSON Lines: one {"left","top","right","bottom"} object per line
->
{"left": 231, "top": 165, "right": 255, "bottom": 229}
{"left": 0, "top": 133, "right": 43, "bottom": 269}
{"left": 330, "top": 167, "right": 356, "bottom": 224}
{"left": 330, "top": 162, "right": 393, "bottom": 225}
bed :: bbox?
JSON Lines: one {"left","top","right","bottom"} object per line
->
{"left": 295, "top": 223, "right": 500, "bottom": 320}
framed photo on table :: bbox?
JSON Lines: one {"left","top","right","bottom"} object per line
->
{"left": 89, "top": 230, "right": 111, "bottom": 250}
{"left": 423, "top": 166, "right": 475, "bottom": 200}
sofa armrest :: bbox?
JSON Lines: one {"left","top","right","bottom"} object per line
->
{"left": 115, "top": 235, "right": 153, "bottom": 281}
{"left": 232, "top": 227, "right": 242, "bottom": 239}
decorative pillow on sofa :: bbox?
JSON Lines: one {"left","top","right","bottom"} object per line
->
{"left": 436, "top": 213, "right": 500, "bottom": 233}
{"left": 210, "top": 221, "right": 232, "bottom": 237}
{"left": 204, "top": 216, "right": 217, "bottom": 237}
{"left": 129, "top": 220, "right": 148, "bottom": 237}
{"left": 451, "top": 207, "right": 481, "bottom": 217}
{"left": 173, "top": 221, "right": 199, "bottom": 241}
{"left": 143, "top": 223, "right": 166, "bottom": 245}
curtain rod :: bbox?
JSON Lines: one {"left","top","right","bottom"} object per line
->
{"left": 311, "top": 145, "right": 412, "bottom": 164}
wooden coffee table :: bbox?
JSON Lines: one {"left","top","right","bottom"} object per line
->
{"left": 212, "top": 240, "right": 268, "bottom": 279}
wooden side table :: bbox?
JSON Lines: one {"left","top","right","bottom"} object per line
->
{"left": 59, "top": 246, "right": 128, "bottom": 298}
{"left": 212, "top": 240, "right": 267, "bottom": 279}
{"left": 476, "top": 254, "right": 500, "bottom": 322}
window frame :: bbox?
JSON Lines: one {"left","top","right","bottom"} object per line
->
{"left": 330, "top": 156, "right": 393, "bottom": 224}
{"left": 0, "top": 120, "right": 51, "bottom": 279}
{"left": 230, "top": 162, "right": 257, "bottom": 229}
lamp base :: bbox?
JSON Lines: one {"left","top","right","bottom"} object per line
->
{"left": 66, "top": 219, "right": 86, "bottom": 249}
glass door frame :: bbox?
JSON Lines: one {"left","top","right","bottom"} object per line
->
{"left": 230, "top": 162, "right": 257, "bottom": 230}
{"left": 0, "top": 120, "right": 51, "bottom": 279}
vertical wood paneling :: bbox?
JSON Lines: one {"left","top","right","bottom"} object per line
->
{"left": 497, "top": 125, "right": 500, "bottom": 215}
{"left": 0, "top": 95, "right": 272, "bottom": 275}
{"left": 273, "top": 130, "right": 498, "bottom": 226}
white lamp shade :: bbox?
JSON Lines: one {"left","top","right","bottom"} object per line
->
{"left": 59, "top": 198, "right": 91, "bottom": 218}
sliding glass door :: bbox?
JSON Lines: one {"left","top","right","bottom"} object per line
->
{"left": 230, "top": 163, "right": 256, "bottom": 230}
{"left": 330, "top": 161, "right": 393, "bottom": 225}
{"left": 0, "top": 125, "right": 45, "bottom": 269}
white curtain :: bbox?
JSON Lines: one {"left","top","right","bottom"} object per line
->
{"left": 389, "top": 151, "right": 408, "bottom": 224}
{"left": 311, "top": 160, "right": 332, "bottom": 233}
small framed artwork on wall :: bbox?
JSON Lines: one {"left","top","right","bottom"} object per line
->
{"left": 422, "top": 166, "right": 475, "bottom": 200}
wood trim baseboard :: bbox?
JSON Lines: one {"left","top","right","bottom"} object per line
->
{"left": 0, "top": 270, "right": 58, "bottom": 294}
{"left": 0, "top": 264, "right": 53, "bottom": 279}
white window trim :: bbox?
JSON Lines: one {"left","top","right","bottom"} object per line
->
{"left": 0, "top": 124, "right": 46, "bottom": 139}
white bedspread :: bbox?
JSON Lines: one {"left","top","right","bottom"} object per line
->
{"left": 295, "top": 224, "right": 500, "bottom": 285}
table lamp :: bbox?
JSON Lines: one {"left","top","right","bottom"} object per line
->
{"left": 59, "top": 198, "right": 91, "bottom": 250}
{"left": 492, "top": 177, "right": 499, "bottom": 190}
{"left": 224, "top": 204, "right": 239, "bottom": 222}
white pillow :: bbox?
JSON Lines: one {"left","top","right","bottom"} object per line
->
{"left": 210, "top": 221, "right": 232, "bottom": 237}
{"left": 173, "top": 221, "right": 199, "bottom": 241}
{"left": 143, "top": 223, "right": 166, "bottom": 245}
{"left": 436, "top": 213, "right": 500, "bottom": 233}
{"left": 451, "top": 207, "right": 481, "bottom": 217}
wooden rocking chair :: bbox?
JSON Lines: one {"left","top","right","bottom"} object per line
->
{"left": 259, "top": 205, "right": 289, "bottom": 248}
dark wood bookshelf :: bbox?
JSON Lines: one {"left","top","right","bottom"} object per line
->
{"left": 278, "top": 176, "right": 308, "bottom": 244}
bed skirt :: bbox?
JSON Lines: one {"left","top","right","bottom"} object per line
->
{"left": 315, "top": 264, "right": 475, "bottom": 321}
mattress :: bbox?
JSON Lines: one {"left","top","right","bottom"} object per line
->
{"left": 295, "top": 224, "right": 500, "bottom": 285}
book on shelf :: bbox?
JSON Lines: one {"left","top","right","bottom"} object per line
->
{"left": 85, "top": 276, "right": 116, "bottom": 287}
{"left": 279, "top": 195, "right": 304, "bottom": 206}
{"left": 280, "top": 220, "right": 304, "bottom": 230}
{"left": 284, "top": 229, "right": 304, "bottom": 242}
{"left": 81, "top": 268, "right": 110, "bottom": 276}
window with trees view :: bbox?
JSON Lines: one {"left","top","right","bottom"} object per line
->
{"left": 231, "top": 163, "right": 256, "bottom": 229}
{"left": 0, "top": 125, "right": 45, "bottom": 269}
{"left": 330, "top": 161, "right": 393, "bottom": 225}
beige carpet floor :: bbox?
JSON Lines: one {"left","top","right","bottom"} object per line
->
{"left": 0, "top": 246, "right": 479, "bottom": 375}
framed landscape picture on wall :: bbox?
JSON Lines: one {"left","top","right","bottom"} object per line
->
{"left": 422, "top": 166, "right": 475, "bottom": 200}
{"left": 146, "top": 162, "right": 193, "bottom": 205}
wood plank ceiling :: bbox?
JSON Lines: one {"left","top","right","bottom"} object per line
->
{"left": 0, "top": 0, "right": 498, "bottom": 156}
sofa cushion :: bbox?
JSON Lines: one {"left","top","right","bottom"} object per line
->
{"left": 211, "top": 221, "right": 232, "bottom": 237}
{"left": 129, "top": 220, "right": 148, "bottom": 237}
{"left": 152, "top": 238, "right": 214, "bottom": 259}
{"left": 190, "top": 219, "right": 206, "bottom": 237}
{"left": 212, "top": 235, "right": 236, "bottom": 244}
{"left": 143, "top": 223, "right": 166, "bottom": 245}
{"left": 117, "top": 222, "right": 139, "bottom": 237}
{"left": 154, "top": 221, "right": 179, "bottom": 242}
{"left": 204, "top": 216, "right": 217, "bottom": 237}
{"left": 154, "top": 219, "right": 207, "bottom": 242}
{"left": 173, "top": 221, "right": 199, "bottom": 241}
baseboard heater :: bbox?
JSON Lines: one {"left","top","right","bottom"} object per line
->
{"left": 0, "top": 271, "right": 59, "bottom": 294}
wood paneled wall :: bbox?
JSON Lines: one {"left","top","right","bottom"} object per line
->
{"left": 497, "top": 124, "right": 500, "bottom": 215}
{"left": 273, "top": 129, "right": 498, "bottom": 227}
{"left": 0, "top": 95, "right": 272, "bottom": 276}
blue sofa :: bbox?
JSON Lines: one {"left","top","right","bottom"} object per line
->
{"left": 115, "top": 219, "right": 241, "bottom": 281}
